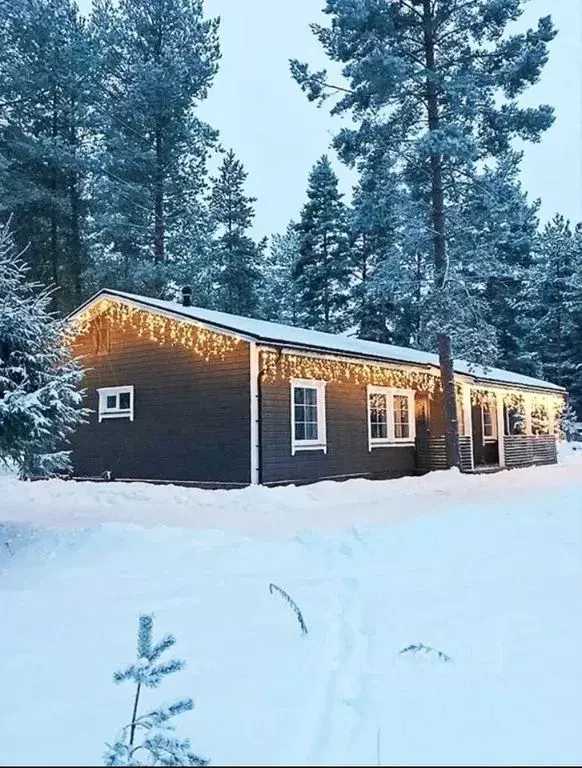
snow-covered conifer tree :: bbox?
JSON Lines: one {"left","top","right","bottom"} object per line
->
{"left": 523, "top": 214, "right": 581, "bottom": 408}
{"left": 105, "top": 614, "right": 207, "bottom": 767}
{"left": 208, "top": 149, "right": 264, "bottom": 316}
{"left": 294, "top": 156, "right": 351, "bottom": 333}
{"left": 258, "top": 222, "right": 302, "bottom": 324}
{"left": 0, "top": 0, "right": 96, "bottom": 312}
{"left": 0, "top": 221, "right": 86, "bottom": 476}
{"left": 89, "top": 0, "right": 220, "bottom": 298}
{"left": 348, "top": 156, "right": 412, "bottom": 344}
{"left": 292, "top": 0, "right": 556, "bottom": 467}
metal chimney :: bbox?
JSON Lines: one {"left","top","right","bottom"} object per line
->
{"left": 182, "top": 286, "right": 192, "bottom": 307}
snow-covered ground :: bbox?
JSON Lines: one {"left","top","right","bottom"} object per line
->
{"left": 1, "top": 449, "right": 582, "bottom": 766}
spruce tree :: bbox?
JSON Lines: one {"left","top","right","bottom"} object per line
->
{"left": 294, "top": 156, "right": 350, "bottom": 333}
{"left": 0, "top": 221, "right": 86, "bottom": 476}
{"left": 89, "top": 0, "right": 220, "bottom": 297}
{"left": 292, "top": 0, "right": 556, "bottom": 467}
{"left": 348, "top": 157, "right": 411, "bottom": 344}
{"left": 105, "top": 614, "right": 207, "bottom": 767}
{"left": 477, "top": 155, "right": 539, "bottom": 374}
{"left": 208, "top": 149, "right": 264, "bottom": 316}
{"left": 523, "top": 215, "right": 580, "bottom": 405}
{"left": 259, "top": 222, "right": 302, "bottom": 325}
{"left": 0, "top": 0, "right": 96, "bottom": 312}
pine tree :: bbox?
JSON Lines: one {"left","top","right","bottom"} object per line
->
{"left": 292, "top": 0, "right": 556, "bottom": 467}
{"left": 523, "top": 215, "right": 580, "bottom": 404}
{"left": 0, "top": 0, "right": 96, "bottom": 312}
{"left": 294, "top": 156, "right": 350, "bottom": 333}
{"left": 105, "top": 614, "right": 208, "bottom": 767}
{"left": 89, "top": 0, "right": 220, "bottom": 297}
{"left": 476, "top": 155, "right": 540, "bottom": 374}
{"left": 208, "top": 149, "right": 264, "bottom": 316}
{"left": 0, "top": 221, "right": 86, "bottom": 476}
{"left": 347, "top": 156, "right": 432, "bottom": 346}
{"left": 258, "top": 222, "right": 302, "bottom": 324}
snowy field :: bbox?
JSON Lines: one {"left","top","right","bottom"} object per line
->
{"left": 1, "top": 448, "right": 582, "bottom": 766}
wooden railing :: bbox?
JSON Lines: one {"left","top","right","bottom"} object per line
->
{"left": 503, "top": 435, "right": 557, "bottom": 468}
{"left": 416, "top": 436, "right": 473, "bottom": 473}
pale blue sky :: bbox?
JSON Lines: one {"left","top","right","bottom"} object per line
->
{"left": 80, "top": 0, "right": 582, "bottom": 238}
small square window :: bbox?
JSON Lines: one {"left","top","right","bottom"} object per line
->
{"left": 97, "top": 386, "right": 134, "bottom": 422}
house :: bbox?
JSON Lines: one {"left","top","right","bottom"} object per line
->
{"left": 66, "top": 288, "right": 566, "bottom": 487}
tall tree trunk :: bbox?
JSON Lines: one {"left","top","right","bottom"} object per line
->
{"left": 154, "top": 128, "right": 165, "bottom": 263}
{"left": 69, "top": 171, "right": 82, "bottom": 306}
{"left": 323, "top": 231, "right": 329, "bottom": 331}
{"left": 69, "top": 98, "right": 82, "bottom": 307}
{"left": 50, "top": 86, "right": 60, "bottom": 303}
{"left": 423, "top": 0, "right": 460, "bottom": 469}
{"left": 415, "top": 250, "right": 422, "bottom": 346}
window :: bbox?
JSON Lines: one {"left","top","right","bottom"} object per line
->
{"left": 504, "top": 404, "right": 526, "bottom": 436}
{"left": 367, "top": 387, "right": 415, "bottom": 448}
{"left": 482, "top": 400, "right": 497, "bottom": 440}
{"left": 291, "top": 379, "right": 327, "bottom": 454}
{"left": 97, "top": 385, "right": 134, "bottom": 422}
{"left": 531, "top": 405, "right": 550, "bottom": 435}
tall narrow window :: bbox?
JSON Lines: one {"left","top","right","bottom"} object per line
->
{"left": 394, "top": 395, "right": 410, "bottom": 439}
{"left": 482, "top": 401, "right": 496, "bottom": 440}
{"left": 369, "top": 392, "right": 388, "bottom": 440}
{"left": 367, "top": 387, "right": 415, "bottom": 448}
{"left": 290, "top": 379, "right": 327, "bottom": 454}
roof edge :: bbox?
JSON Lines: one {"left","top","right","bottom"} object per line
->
{"left": 67, "top": 290, "right": 566, "bottom": 396}
{"left": 67, "top": 289, "right": 260, "bottom": 343}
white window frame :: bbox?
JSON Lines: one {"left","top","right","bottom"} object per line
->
{"left": 97, "top": 385, "right": 134, "bottom": 423}
{"left": 481, "top": 400, "right": 497, "bottom": 442}
{"left": 367, "top": 386, "right": 416, "bottom": 450}
{"left": 290, "top": 378, "right": 327, "bottom": 455}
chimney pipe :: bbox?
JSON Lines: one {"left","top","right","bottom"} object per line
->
{"left": 182, "top": 286, "right": 192, "bottom": 307}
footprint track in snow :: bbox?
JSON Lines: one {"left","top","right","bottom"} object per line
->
{"left": 305, "top": 535, "right": 369, "bottom": 765}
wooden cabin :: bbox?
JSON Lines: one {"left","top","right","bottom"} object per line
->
{"left": 66, "top": 289, "right": 566, "bottom": 487}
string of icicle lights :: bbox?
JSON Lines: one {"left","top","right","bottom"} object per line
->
{"left": 69, "top": 299, "right": 242, "bottom": 361}
{"left": 260, "top": 349, "right": 440, "bottom": 393}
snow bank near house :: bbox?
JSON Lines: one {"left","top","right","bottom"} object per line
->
{"left": 558, "top": 439, "right": 582, "bottom": 464}
{"left": 1, "top": 461, "right": 582, "bottom": 766}
{"left": 1, "top": 453, "right": 581, "bottom": 536}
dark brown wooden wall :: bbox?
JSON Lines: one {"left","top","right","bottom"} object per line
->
{"left": 259, "top": 377, "right": 416, "bottom": 485}
{"left": 70, "top": 319, "right": 251, "bottom": 485}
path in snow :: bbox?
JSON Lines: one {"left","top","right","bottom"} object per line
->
{"left": 1, "top": 454, "right": 581, "bottom": 765}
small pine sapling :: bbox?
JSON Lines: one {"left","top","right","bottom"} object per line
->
{"left": 104, "top": 614, "right": 208, "bottom": 767}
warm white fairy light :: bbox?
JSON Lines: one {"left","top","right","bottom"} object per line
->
{"left": 260, "top": 349, "right": 439, "bottom": 393}
{"left": 68, "top": 299, "right": 242, "bottom": 361}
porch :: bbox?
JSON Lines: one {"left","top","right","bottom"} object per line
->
{"left": 416, "top": 385, "right": 560, "bottom": 473}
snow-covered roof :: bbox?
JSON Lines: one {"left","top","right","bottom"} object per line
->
{"left": 70, "top": 289, "right": 565, "bottom": 394}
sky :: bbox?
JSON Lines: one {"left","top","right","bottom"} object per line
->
{"left": 79, "top": 0, "right": 582, "bottom": 239}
